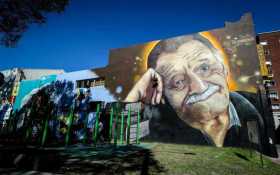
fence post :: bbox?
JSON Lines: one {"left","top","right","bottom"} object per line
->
{"left": 65, "top": 108, "right": 74, "bottom": 146}
{"left": 25, "top": 124, "right": 31, "bottom": 143}
{"left": 41, "top": 103, "right": 52, "bottom": 147}
{"left": 136, "top": 107, "right": 140, "bottom": 144}
{"left": 41, "top": 118, "right": 49, "bottom": 147}
{"left": 93, "top": 104, "right": 100, "bottom": 144}
{"left": 120, "top": 111, "right": 124, "bottom": 144}
{"left": 83, "top": 112, "right": 88, "bottom": 144}
{"left": 109, "top": 107, "right": 114, "bottom": 142}
{"left": 113, "top": 103, "right": 118, "bottom": 146}
{"left": 7, "top": 111, "right": 13, "bottom": 133}
{"left": 126, "top": 104, "right": 131, "bottom": 145}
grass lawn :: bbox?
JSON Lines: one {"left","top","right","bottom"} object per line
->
{"left": 146, "top": 142, "right": 280, "bottom": 175}
{"left": 0, "top": 142, "right": 279, "bottom": 174}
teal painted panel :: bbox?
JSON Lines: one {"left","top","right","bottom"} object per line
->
{"left": 13, "top": 75, "right": 57, "bottom": 111}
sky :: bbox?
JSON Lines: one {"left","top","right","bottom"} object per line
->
{"left": 1, "top": 0, "right": 280, "bottom": 72}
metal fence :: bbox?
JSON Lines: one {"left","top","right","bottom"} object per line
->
{"left": 0, "top": 101, "right": 143, "bottom": 148}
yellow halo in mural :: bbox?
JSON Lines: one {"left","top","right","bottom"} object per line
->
{"left": 133, "top": 40, "right": 160, "bottom": 83}
{"left": 141, "top": 40, "right": 160, "bottom": 70}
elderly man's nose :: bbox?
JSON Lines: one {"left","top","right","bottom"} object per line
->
{"left": 188, "top": 73, "right": 207, "bottom": 94}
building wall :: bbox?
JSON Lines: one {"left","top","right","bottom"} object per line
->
{"left": 0, "top": 68, "right": 65, "bottom": 102}
{"left": 92, "top": 13, "right": 277, "bottom": 156}
{"left": 21, "top": 69, "right": 65, "bottom": 80}
{"left": 3, "top": 14, "right": 277, "bottom": 156}
{"left": 258, "top": 31, "right": 280, "bottom": 129}
{"left": 1, "top": 68, "right": 65, "bottom": 81}
{"left": 56, "top": 69, "right": 116, "bottom": 102}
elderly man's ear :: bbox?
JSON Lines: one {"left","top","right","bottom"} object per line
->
{"left": 224, "top": 66, "right": 228, "bottom": 77}
{"left": 125, "top": 68, "right": 164, "bottom": 105}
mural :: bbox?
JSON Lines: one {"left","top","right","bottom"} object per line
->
{"left": 0, "top": 68, "right": 24, "bottom": 102}
{"left": 13, "top": 76, "right": 113, "bottom": 145}
{"left": 0, "top": 13, "right": 277, "bottom": 157}
{"left": 92, "top": 13, "right": 276, "bottom": 156}
{"left": 0, "top": 68, "right": 24, "bottom": 127}
{"left": 125, "top": 33, "right": 242, "bottom": 147}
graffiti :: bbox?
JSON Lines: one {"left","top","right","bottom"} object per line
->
{"left": 0, "top": 68, "right": 26, "bottom": 106}
{"left": 0, "top": 98, "right": 12, "bottom": 127}
{"left": 0, "top": 69, "right": 16, "bottom": 101}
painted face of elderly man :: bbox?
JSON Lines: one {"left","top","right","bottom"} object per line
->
{"left": 125, "top": 34, "right": 231, "bottom": 147}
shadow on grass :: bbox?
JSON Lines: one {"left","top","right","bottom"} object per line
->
{"left": 59, "top": 145, "right": 166, "bottom": 174}
{"left": 234, "top": 152, "right": 250, "bottom": 161}
{"left": 0, "top": 144, "right": 166, "bottom": 174}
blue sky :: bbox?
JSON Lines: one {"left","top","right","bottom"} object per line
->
{"left": 1, "top": 0, "right": 280, "bottom": 72}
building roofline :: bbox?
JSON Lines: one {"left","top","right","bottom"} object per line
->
{"left": 258, "top": 30, "right": 280, "bottom": 35}
{"left": 0, "top": 68, "right": 65, "bottom": 72}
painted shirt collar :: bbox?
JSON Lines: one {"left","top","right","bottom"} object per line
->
{"left": 228, "top": 102, "right": 241, "bottom": 128}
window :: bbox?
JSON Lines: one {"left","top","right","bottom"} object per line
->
{"left": 267, "top": 74, "right": 274, "bottom": 78}
{"left": 264, "top": 48, "right": 270, "bottom": 56}
{"left": 267, "top": 64, "right": 273, "bottom": 75}
{"left": 264, "top": 80, "right": 276, "bottom": 87}
{"left": 269, "top": 91, "right": 279, "bottom": 99}
{"left": 76, "top": 77, "right": 105, "bottom": 88}
{"left": 265, "top": 60, "right": 272, "bottom": 66}
{"left": 260, "top": 41, "right": 268, "bottom": 45}
{"left": 272, "top": 104, "right": 280, "bottom": 110}
{"left": 272, "top": 111, "right": 280, "bottom": 117}
{"left": 273, "top": 114, "right": 280, "bottom": 120}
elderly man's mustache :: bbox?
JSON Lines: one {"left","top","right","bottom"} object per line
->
{"left": 185, "top": 83, "right": 220, "bottom": 105}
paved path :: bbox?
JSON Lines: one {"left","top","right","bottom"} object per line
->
{"left": 269, "top": 144, "right": 280, "bottom": 164}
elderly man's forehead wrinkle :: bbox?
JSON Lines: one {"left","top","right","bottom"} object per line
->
{"left": 181, "top": 48, "right": 204, "bottom": 61}
{"left": 157, "top": 64, "right": 174, "bottom": 79}
{"left": 177, "top": 40, "right": 213, "bottom": 60}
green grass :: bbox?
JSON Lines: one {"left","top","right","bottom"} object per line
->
{"left": 8, "top": 142, "right": 278, "bottom": 174}
{"left": 147, "top": 142, "right": 280, "bottom": 175}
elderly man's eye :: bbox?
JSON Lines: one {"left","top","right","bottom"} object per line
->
{"left": 171, "top": 75, "right": 186, "bottom": 90}
{"left": 195, "top": 63, "right": 211, "bottom": 76}
{"left": 200, "top": 63, "right": 209, "bottom": 71}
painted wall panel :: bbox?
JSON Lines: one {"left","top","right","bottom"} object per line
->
{"left": 13, "top": 75, "right": 57, "bottom": 111}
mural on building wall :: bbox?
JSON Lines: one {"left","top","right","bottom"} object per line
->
{"left": 2, "top": 69, "right": 115, "bottom": 144}
{"left": 93, "top": 13, "right": 273, "bottom": 150}
{"left": 0, "top": 68, "right": 25, "bottom": 125}
{"left": 0, "top": 14, "right": 276, "bottom": 156}
{"left": 14, "top": 78, "right": 111, "bottom": 143}
{"left": 0, "top": 68, "right": 24, "bottom": 101}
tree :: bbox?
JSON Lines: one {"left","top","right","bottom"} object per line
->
{"left": 0, "top": 0, "right": 69, "bottom": 47}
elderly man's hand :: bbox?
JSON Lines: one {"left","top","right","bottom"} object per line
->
{"left": 125, "top": 68, "right": 163, "bottom": 105}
